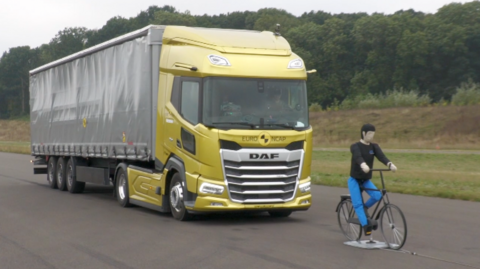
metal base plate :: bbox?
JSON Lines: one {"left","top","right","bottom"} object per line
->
{"left": 344, "top": 240, "right": 389, "bottom": 249}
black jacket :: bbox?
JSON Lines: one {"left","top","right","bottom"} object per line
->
{"left": 350, "top": 142, "right": 390, "bottom": 180}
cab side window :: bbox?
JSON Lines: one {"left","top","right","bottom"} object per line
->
{"left": 171, "top": 77, "right": 200, "bottom": 125}
{"left": 181, "top": 81, "right": 199, "bottom": 124}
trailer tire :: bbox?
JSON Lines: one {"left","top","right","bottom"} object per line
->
{"left": 115, "top": 165, "right": 131, "bottom": 207}
{"left": 268, "top": 210, "right": 292, "bottom": 218}
{"left": 47, "top": 157, "right": 58, "bottom": 189}
{"left": 169, "top": 173, "right": 193, "bottom": 221}
{"left": 66, "top": 158, "right": 85, "bottom": 193}
{"left": 56, "top": 157, "right": 67, "bottom": 191}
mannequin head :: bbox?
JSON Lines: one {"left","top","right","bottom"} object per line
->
{"left": 361, "top": 123, "right": 376, "bottom": 144}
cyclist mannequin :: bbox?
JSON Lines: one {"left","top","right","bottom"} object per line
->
{"left": 349, "top": 123, "right": 397, "bottom": 236}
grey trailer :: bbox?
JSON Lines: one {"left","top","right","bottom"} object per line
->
{"left": 29, "top": 25, "right": 165, "bottom": 189}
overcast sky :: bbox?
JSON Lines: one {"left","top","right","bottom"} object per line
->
{"left": 0, "top": 0, "right": 470, "bottom": 55}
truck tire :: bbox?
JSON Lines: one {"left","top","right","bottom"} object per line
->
{"left": 169, "top": 173, "right": 193, "bottom": 221}
{"left": 66, "top": 157, "right": 85, "bottom": 193}
{"left": 115, "top": 165, "right": 131, "bottom": 207}
{"left": 47, "top": 157, "right": 58, "bottom": 189}
{"left": 56, "top": 157, "right": 67, "bottom": 191}
{"left": 268, "top": 210, "right": 292, "bottom": 218}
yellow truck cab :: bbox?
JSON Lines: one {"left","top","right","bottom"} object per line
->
{"left": 29, "top": 25, "right": 312, "bottom": 221}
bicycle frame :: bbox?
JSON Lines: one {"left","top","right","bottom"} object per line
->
{"left": 362, "top": 168, "right": 391, "bottom": 220}
{"left": 335, "top": 168, "right": 393, "bottom": 224}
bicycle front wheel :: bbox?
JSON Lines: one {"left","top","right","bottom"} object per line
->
{"left": 380, "top": 204, "right": 407, "bottom": 250}
{"left": 337, "top": 199, "right": 362, "bottom": 241}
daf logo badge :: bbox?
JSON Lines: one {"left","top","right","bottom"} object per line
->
{"left": 258, "top": 132, "right": 271, "bottom": 146}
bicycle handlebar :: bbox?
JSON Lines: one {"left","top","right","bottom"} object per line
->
{"left": 370, "top": 168, "right": 391, "bottom": 171}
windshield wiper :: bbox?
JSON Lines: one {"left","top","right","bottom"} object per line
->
{"left": 211, "top": 122, "right": 256, "bottom": 129}
{"left": 264, "top": 123, "right": 298, "bottom": 130}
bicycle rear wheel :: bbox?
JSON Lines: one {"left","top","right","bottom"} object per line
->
{"left": 337, "top": 199, "right": 362, "bottom": 241}
{"left": 380, "top": 204, "right": 407, "bottom": 250}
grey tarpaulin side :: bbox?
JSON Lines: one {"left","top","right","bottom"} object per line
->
{"left": 29, "top": 25, "right": 165, "bottom": 161}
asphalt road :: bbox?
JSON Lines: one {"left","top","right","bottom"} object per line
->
{"left": 1, "top": 152, "right": 479, "bottom": 269}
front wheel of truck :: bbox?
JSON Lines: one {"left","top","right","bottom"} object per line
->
{"left": 47, "top": 157, "right": 58, "bottom": 189}
{"left": 169, "top": 173, "right": 193, "bottom": 221}
{"left": 268, "top": 210, "right": 292, "bottom": 218}
{"left": 116, "top": 165, "right": 131, "bottom": 207}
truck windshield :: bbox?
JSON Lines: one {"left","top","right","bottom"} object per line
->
{"left": 202, "top": 77, "right": 309, "bottom": 130}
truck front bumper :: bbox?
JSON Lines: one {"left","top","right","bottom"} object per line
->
{"left": 188, "top": 194, "right": 312, "bottom": 213}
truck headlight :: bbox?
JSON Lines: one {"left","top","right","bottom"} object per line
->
{"left": 299, "top": 182, "right": 311, "bottom": 193}
{"left": 208, "top": 55, "right": 231, "bottom": 66}
{"left": 199, "top": 183, "right": 225, "bottom": 195}
{"left": 287, "top": 58, "right": 303, "bottom": 69}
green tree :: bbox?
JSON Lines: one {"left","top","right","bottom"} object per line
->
{"left": 86, "top": 17, "right": 135, "bottom": 48}
{"left": 133, "top": 5, "right": 171, "bottom": 28}
{"left": 300, "top": 10, "right": 332, "bottom": 25}
{"left": 351, "top": 14, "right": 403, "bottom": 95}
{"left": 251, "top": 8, "right": 300, "bottom": 32}
{"left": 0, "top": 46, "right": 40, "bottom": 117}
{"left": 424, "top": 16, "right": 468, "bottom": 100}
{"left": 45, "top": 27, "right": 90, "bottom": 60}
{"left": 393, "top": 30, "right": 429, "bottom": 91}
{"left": 151, "top": 10, "right": 197, "bottom": 26}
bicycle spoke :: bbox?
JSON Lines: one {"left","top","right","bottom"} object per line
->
{"left": 393, "top": 228, "right": 403, "bottom": 244}
{"left": 341, "top": 207, "right": 349, "bottom": 221}
{"left": 338, "top": 199, "right": 362, "bottom": 241}
{"left": 380, "top": 204, "right": 407, "bottom": 249}
{"left": 351, "top": 224, "right": 359, "bottom": 238}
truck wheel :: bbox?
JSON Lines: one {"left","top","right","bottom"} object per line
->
{"left": 169, "top": 173, "right": 193, "bottom": 221}
{"left": 56, "top": 157, "right": 67, "bottom": 191}
{"left": 115, "top": 165, "right": 131, "bottom": 207}
{"left": 47, "top": 157, "right": 58, "bottom": 189}
{"left": 66, "top": 157, "right": 85, "bottom": 193}
{"left": 268, "top": 210, "right": 292, "bottom": 218}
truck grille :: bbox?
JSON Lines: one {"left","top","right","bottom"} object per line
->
{"left": 221, "top": 149, "right": 304, "bottom": 203}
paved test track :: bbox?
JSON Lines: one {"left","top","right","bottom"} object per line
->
{"left": 0, "top": 152, "right": 479, "bottom": 269}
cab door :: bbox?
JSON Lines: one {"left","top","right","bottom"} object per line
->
{"left": 164, "top": 76, "right": 201, "bottom": 157}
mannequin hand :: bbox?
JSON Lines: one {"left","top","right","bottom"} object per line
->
{"left": 360, "top": 162, "right": 370, "bottom": 173}
{"left": 388, "top": 162, "right": 397, "bottom": 172}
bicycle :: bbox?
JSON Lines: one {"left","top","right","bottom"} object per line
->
{"left": 335, "top": 169, "right": 407, "bottom": 250}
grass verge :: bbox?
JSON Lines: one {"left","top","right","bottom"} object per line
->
{"left": 1, "top": 139, "right": 479, "bottom": 202}
{"left": 0, "top": 141, "right": 31, "bottom": 154}
{"left": 311, "top": 150, "right": 480, "bottom": 202}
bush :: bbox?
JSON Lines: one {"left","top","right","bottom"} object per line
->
{"left": 309, "top": 102, "right": 323, "bottom": 112}
{"left": 451, "top": 80, "right": 480, "bottom": 105}
{"left": 339, "top": 88, "right": 431, "bottom": 110}
{"left": 325, "top": 98, "right": 340, "bottom": 111}
{"left": 383, "top": 88, "right": 431, "bottom": 107}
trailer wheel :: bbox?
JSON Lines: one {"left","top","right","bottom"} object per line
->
{"left": 47, "top": 157, "right": 58, "bottom": 189}
{"left": 66, "top": 157, "right": 85, "bottom": 193}
{"left": 115, "top": 165, "right": 131, "bottom": 207}
{"left": 169, "top": 173, "right": 193, "bottom": 221}
{"left": 56, "top": 157, "right": 67, "bottom": 191}
{"left": 268, "top": 210, "right": 292, "bottom": 218}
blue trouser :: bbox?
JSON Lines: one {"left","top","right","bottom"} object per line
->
{"left": 348, "top": 177, "right": 382, "bottom": 226}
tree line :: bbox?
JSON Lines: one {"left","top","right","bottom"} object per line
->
{"left": 1, "top": 2, "right": 480, "bottom": 118}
